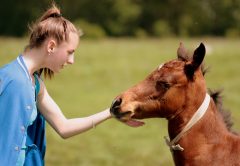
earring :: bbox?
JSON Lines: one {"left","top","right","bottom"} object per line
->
{"left": 48, "top": 48, "right": 53, "bottom": 56}
{"left": 48, "top": 50, "right": 52, "bottom": 56}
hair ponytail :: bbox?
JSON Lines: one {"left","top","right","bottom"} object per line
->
{"left": 26, "top": 3, "right": 81, "bottom": 79}
{"left": 39, "top": 4, "right": 61, "bottom": 22}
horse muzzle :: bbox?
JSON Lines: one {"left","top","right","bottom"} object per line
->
{"left": 110, "top": 97, "right": 128, "bottom": 119}
{"left": 110, "top": 97, "right": 145, "bottom": 127}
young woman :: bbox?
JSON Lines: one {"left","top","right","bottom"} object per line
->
{"left": 0, "top": 4, "right": 111, "bottom": 166}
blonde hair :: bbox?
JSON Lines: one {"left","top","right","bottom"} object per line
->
{"left": 26, "top": 4, "right": 81, "bottom": 79}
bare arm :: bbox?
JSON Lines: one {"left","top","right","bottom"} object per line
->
{"left": 37, "top": 79, "right": 111, "bottom": 139}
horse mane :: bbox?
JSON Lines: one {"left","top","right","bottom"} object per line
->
{"left": 178, "top": 47, "right": 236, "bottom": 134}
{"left": 208, "top": 89, "right": 238, "bottom": 134}
{"left": 203, "top": 67, "right": 237, "bottom": 134}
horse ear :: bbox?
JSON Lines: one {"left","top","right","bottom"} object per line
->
{"left": 184, "top": 43, "right": 206, "bottom": 80}
{"left": 177, "top": 42, "right": 188, "bottom": 61}
{"left": 192, "top": 43, "right": 206, "bottom": 69}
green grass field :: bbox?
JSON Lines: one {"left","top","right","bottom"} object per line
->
{"left": 0, "top": 37, "right": 239, "bottom": 166}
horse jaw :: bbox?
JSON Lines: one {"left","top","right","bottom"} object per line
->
{"left": 117, "top": 111, "right": 145, "bottom": 127}
{"left": 117, "top": 103, "right": 145, "bottom": 127}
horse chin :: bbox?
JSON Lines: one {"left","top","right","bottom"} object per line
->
{"left": 120, "top": 113, "right": 145, "bottom": 127}
{"left": 124, "top": 118, "right": 145, "bottom": 127}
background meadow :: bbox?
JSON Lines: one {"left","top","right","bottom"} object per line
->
{"left": 0, "top": 37, "right": 239, "bottom": 165}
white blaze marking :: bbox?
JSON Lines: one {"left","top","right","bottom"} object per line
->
{"left": 158, "top": 63, "right": 164, "bottom": 70}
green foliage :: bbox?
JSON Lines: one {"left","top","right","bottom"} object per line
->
{"left": 2, "top": 0, "right": 240, "bottom": 37}
{"left": 1, "top": 0, "right": 240, "bottom": 36}
{"left": 0, "top": 0, "right": 49, "bottom": 36}
{"left": 74, "top": 19, "right": 106, "bottom": 39}
{"left": 225, "top": 28, "right": 240, "bottom": 38}
{"left": 178, "top": 15, "right": 193, "bottom": 37}
{"left": 153, "top": 20, "right": 173, "bottom": 37}
{"left": 134, "top": 28, "right": 148, "bottom": 38}
{"left": 105, "top": 0, "right": 141, "bottom": 36}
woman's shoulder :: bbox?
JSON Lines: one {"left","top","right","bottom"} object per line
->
{"left": 0, "top": 63, "right": 15, "bottom": 95}
{"left": 0, "top": 58, "right": 19, "bottom": 75}
{"left": 0, "top": 59, "right": 27, "bottom": 94}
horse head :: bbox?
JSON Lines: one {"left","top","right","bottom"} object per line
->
{"left": 110, "top": 43, "right": 206, "bottom": 127}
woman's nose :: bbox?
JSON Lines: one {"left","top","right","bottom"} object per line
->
{"left": 67, "top": 54, "right": 74, "bottom": 64}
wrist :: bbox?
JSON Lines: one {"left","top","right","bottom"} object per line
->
{"left": 105, "top": 108, "right": 112, "bottom": 119}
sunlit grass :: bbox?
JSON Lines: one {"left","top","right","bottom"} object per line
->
{"left": 0, "top": 37, "right": 239, "bottom": 166}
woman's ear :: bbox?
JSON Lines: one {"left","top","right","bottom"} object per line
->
{"left": 47, "top": 39, "right": 57, "bottom": 55}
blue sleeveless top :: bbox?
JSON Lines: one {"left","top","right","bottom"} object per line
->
{"left": 16, "top": 74, "right": 46, "bottom": 166}
{"left": 0, "top": 56, "right": 46, "bottom": 166}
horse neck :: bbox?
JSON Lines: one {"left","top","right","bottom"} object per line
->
{"left": 167, "top": 99, "right": 237, "bottom": 165}
{"left": 167, "top": 94, "right": 229, "bottom": 141}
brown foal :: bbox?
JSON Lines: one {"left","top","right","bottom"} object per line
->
{"left": 110, "top": 43, "right": 240, "bottom": 166}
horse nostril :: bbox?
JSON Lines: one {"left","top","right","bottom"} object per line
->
{"left": 112, "top": 98, "right": 122, "bottom": 108}
{"left": 110, "top": 98, "right": 122, "bottom": 115}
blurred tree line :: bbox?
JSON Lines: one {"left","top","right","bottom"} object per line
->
{"left": 1, "top": 0, "right": 240, "bottom": 38}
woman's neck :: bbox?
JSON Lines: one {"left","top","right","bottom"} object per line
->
{"left": 22, "top": 48, "right": 45, "bottom": 76}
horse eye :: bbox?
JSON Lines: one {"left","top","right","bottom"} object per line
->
{"left": 149, "top": 95, "right": 158, "bottom": 100}
{"left": 156, "top": 81, "right": 171, "bottom": 90}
